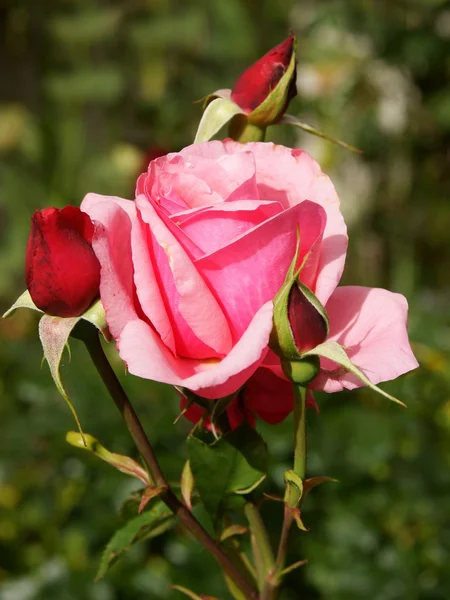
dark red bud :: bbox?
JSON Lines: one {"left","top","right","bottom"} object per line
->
{"left": 25, "top": 206, "right": 100, "bottom": 317}
{"left": 288, "top": 284, "right": 328, "bottom": 353}
{"left": 231, "top": 35, "right": 297, "bottom": 113}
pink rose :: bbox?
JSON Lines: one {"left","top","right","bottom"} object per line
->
{"left": 81, "top": 141, "right": 417, "bottom": 422}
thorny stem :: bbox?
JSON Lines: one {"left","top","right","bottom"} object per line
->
{"left": 84, "top": 331, "right": 258, "bottom": 600}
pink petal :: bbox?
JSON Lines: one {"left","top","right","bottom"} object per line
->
{"left": 135, "top": 194, "right": 232, "bottom": 357}
{"left": 196, "top": 200, "right": 326, "bottom": 341}
{"left": 117, "top": 301, "right": 274, "bottom": 399}
{"left": 192, "top": 140, "right": 347, "bottom": 305}
{"left": 176, "top": 200, "right": 283, "bottom": 255}
{"left": 80, "top": 193, "right": 140, "bottom": 341}
{"left": 312, "top": 286, "right": 419, "bottom": 392}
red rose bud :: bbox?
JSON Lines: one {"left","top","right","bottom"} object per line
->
{"left": 288, "top": 283, "right": 328, "bottom": 354}
{"left": 26, "top": 206, "right": 100, "bottom": 317}
{"left": 230, "top": 34, "right": 297, "bottom": 126}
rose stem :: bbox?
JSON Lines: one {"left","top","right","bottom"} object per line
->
{"left": 83, "top": 330, "right": 259, "bottom": 600}
{"left": 261, "top": 384, "right": 308, "bottom": 600}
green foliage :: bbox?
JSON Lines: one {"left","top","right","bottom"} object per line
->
{"left": 1, "top": 0, "right": 450, "bottom": 599}
{"left": 188, "top": 425, "right": 268, "bottom": 522}
{"left": 97, "top": 500, "right": 175, "bottom": 581}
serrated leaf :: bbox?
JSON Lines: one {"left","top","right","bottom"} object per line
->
{"left": 66, "top": 431, "right": 150, "bottom": 485}
{"left": 303, "top": 340, "right": 406, "bottom": 406}
{"left": 194, "top": 97, "right": 245, "bottom": 144}
{"left": 96, "top": 501, "right": 175, "bottom": 580}
{"left": 280, "top": 114, "right": 362, "bottom": 153}
{"left": 188, "top": 424, "right": 268, "bottom": 521}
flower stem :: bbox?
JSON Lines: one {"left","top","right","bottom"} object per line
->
{"left": 83, "top": 331, "right": 258, "bottom": 600}
{"left": 293, "top": 384, "right": 307, "bottom": 479}
{"left": 261, "top": 385, "right": 308, "bottom": 599}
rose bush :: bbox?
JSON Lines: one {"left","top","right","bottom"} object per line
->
{"left": 81, "top": 140, "right": 418, "bottom": 423}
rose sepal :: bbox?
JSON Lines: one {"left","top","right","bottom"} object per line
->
{"left": 303, "top": 340, "right": 407, "bottom": 406}
{"left": 3, "top": 292, "right": 111, "bottom": 439}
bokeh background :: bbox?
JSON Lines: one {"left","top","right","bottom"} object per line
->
{"left": 1, "top": 1, "right": 450, "bottom": 599}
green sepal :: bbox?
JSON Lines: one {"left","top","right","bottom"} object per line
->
{"left": 4, "top": 292, "right": 111, "bottom": 442}
{"left": 303, "top": 340, "right": 407, "bottom": 406}
{"left": 194, "top": 97, "right": 245, "bottom": 144}
{"left": 270, "top": 236, "right": 329, "bottom": 368}
{"left": 247, "top": 37, "right": 297, "bottom": 127}
{"left": 280, "top": 114, "right": 363, "bottom": 153}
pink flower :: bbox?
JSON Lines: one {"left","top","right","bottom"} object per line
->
{"left": 81, "top": 141, "right": 417, "bottom": 421}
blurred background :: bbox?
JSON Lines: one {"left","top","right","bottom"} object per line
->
{"left": 1, "top": 0, "right": 450, "bottom": 599}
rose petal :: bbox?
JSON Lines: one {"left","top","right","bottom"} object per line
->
{"left": 118, "top": 301, "right": 274, "bottom": 399}
{"left": 312, "top": 286, "right": 419, "bottom": 392}
{"left": 135, "top": 194, "right": 232, "bottom": 356}
{"left": 196, "top": 200, "right": 326, "bottom": 340}
{"left": 176, "top": 200, "right": 283, "bottom": 254}
{"left": 80, "top": 193, "right": 140, "bottom": 341}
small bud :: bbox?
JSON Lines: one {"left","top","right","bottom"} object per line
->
{"left": 25, "top": 206, "right": 100, "bottom": 317}
{"left": 288, "top": 283, "right": 328, "bottom": 354}
{"left": 230, "top": 34, "right": 297, "bottom": 127}
{"left": 270, "top": 242, "right": 329, "bottom": 385}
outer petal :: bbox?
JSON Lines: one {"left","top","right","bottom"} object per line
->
{"left": 80, "top": 193, "right": 139, "bottom": 341}
{"left": 196, "top": 200, "right": 326, "bottom": 341}
{"left": 312, "top": 286, "right": 419, "bottom": 392}
{"left": 117, "top": 301, "right": 274, "bottom": 399}
{"left": 135, "top": 195, "right": 232, "bottom": 357}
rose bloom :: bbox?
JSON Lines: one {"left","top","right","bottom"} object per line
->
{"left": 81, "top": 141, "right": 418, "bottom": 425}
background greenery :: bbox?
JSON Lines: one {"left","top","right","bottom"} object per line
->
{"left": 1, "top": 0, "right": 449, "bottom": 599}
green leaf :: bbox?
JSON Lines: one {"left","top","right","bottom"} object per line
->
{"left": 66, "top": 431, "right": 150, "bottom": 485}
{"left": 187, "top": 424, "right": 268, "bottom": 521}
{"left": 194, "top": 97, "right": 245, "bottom": 144}
{"left": 96, "top": 501, "right": 175, "bottom": 580}
{"left": 303, "top": 340, "right": 406, "bottom": 406}
{"left": 280, "top": 114, "right": 363, "bottom": 153}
